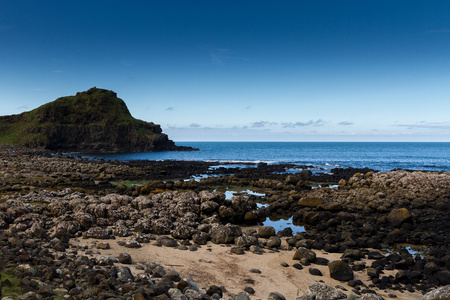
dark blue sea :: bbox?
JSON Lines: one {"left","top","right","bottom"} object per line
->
{"left": 90, "top": 142, "right": 450, "bottom": 172}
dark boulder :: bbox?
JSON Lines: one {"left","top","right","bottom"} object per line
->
{"left": 328, "top": 260, "right": 354, "bottom": 281}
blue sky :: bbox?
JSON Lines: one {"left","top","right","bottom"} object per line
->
{"left": 1, "top": 1, "right": 450, "bottom": 142}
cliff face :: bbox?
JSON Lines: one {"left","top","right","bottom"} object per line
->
{"left": 0, "top": 87, "right": 195, "bottom": 152}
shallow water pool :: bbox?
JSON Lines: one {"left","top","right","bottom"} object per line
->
{"left": 262, "top": 216, "right": 305, "bottom": 234}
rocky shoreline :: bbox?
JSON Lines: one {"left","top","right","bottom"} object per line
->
{"left": 0, "top": 143, "right": 449, "bottom": 299}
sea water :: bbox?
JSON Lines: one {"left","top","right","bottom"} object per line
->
{"left": 94, "top": 142, "right": 450, "bottom": 172}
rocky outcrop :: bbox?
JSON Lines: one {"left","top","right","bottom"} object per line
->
{"left": 0, "top": 87, "right": 196, "bottom": 152}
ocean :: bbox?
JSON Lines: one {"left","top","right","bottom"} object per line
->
{"left": 89, "top": 142, "right": 450, "bottom": 173}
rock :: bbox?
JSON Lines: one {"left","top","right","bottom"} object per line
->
{"left": 184, "top": 289, "right": 204, "bottom": 300}
{"left": 118, "top": 252, "right": 132, "bottom": 264}
{"left": 315, "top": 257, "right": 329, "bottom": 265}
{"left": 298, "top": 198, "right": 323, "bottom": 207}
{"left": 82, "top": 226, "right": 112, "bottom": 239}
{"left": 348, "top": 279, "right": 363, "bottom": 287}
{"left": 387, "top": 208, "right": 412, "bottom": 227}
{"left": 206, "top": 285, "right": 223, "bottom": 297}
{"left": 360, "top": 294, "right": 384, "bottom": 300}
{"left": 159, "top": 237, "right": 178, "bottom": 247}
{"left": 178, "top": 278, "right": 200, "bottom": 292}
{"left": 164, "top": 270, "right": 181, "bottom": 282}
{"left": 210, "top": 223, "right": 242, "bottom": 244}
{"left": 235, "top": 234, "right": 258, "bottom": 248}
{"left": 231, "top": 247, "right": 245, "bottom": 255}
{"left": 152, "top": 217, "right": 173, "bottom": 234}
{"left": 342, "top": 249, "right": 365, "bottom": 260}
{"left": 171, "top": 224, "right": 196, "bottom": 240}
{"left": 249, "top": 245, "right": 264, "bottom": 254}
{"left": 192, "top": 232, "right": 209, "bottom": 245}
{"left": 436, "top": 270, "right": 450, "bottom": 285}
{"left": 37, "top": 285, "right": 53, "bottom": 297}
{"left": 125, "top": 239, "right": 141, "bottom": 248}
{"left": 293, "top": 247, "right": 316, "bottom": 262}
{"left": 268, "top": 292, "right": 286, "bottom": 300}
{"left": 95, "top": 255, "right": 113, "bottom": 266}
{"left": 328, "top": 260, "right": 354, "bottom": 281}
{"left": 422, "top": 285, "right": 450, "bottom": 300}
{"left": 309, "top": 268, "right": 323, "bottom": 276}
{"left": 266, "top": 236, "right": 281, "bottom": 248}
{"left": 97, "top": 242, "right": 110, "bottom": 249}
{"left": 235, "top": 291, "right": 251, "bottom": 300}
{"left": 277, "top": 227, "right": 293, "bottom": 237}
{"left": 117, "top": 267, "right": 134, "bottom": 282}
{"left": 307, "top": 282, "right": 347, "bottom": 300}
{"left": 258, "top": 226, "right": 276, "bottom": 238}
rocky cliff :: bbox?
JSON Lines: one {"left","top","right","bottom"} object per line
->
{"left": 0, "top": 87, "right": 196, "bottom": 152}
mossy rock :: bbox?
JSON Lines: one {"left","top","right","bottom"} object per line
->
{"left": 387, "top": 208, "right": 412, "bottom": 227}
{"left": 298, "top": 197, "right": 323, "bottom": 207}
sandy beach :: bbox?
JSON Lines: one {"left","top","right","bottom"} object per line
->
{"left": 75, "top": 237, "right": 422, "bottom": 300}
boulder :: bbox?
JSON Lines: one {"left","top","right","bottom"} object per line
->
{"left": 258, "top": 226, "right": 276, "bottom": 238}
{"left": 360, "top": 294, "right": 384, "bottom": 300}
{"left": 293, "top": 247, "right": 316, "bottom": 262}
{"left": 117, "top": 267, "right": 134, "bottom": 282}
{"left": 387, "top": 208, "right": 412, "bottom": 227}
{"left": 328, "top": 260, "right": 354, "bottom": 281}
{"left": 118, "top": 253, "right": 132, "bottom": 264}
{"left": 192, "top": 232, "right": 210, "bottom": 245}
{"left": 422, "top": 285, "right": 450, "bottom": 300}
{"left": 266, "top": 236, "right": 282, "bottom": 248}
{"left": 210, "top": 223, "right": 242, "bottom": 244}
{"left": 235, "top": 233, "right": 258, "bottom": 248}
{"left": 151, "top": 217, "right": 173, "bottom": 234}
{"left": 82, "top": 226, "right": 112, "bottom": 239}
{"left": 171, "top": 224, "right": 196, "bottom": 240}
{"left": 306, "top": 282, "right": 346, "bottom": 300}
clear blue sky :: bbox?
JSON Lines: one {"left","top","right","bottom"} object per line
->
{"left": 1, "top": 1, "right": 450, "bottom": 141}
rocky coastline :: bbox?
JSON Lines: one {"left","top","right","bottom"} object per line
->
{"left": 0, "top": 143, "right": 449, "bottom": 300}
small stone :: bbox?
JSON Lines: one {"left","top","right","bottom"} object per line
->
{"left": 118, "top": 252, "right": 132, "bottom": 264}
{"left": 250, "top": 268, "right": 262, "bottom": 274}
{"left": 309, "top": 268, "right": 323, "bottom": 276}
{"left": 281, "top": 262, "right": 289, "bottom": 267}
{"left": 231, "top": 247, "right": 245, "bottom": 255}
{"left": 244, "top": 287, "right": 255, "bottom": 295}
{"left": 268, "top": 292, "right": 286, "bottom": 300}
{"left": 235, "top": 291, "right": 251, "bottom": 300}
{"left": 97, "top": 242, "right": 110, "bottom": 249}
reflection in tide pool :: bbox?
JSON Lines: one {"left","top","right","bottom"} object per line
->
{"left": 263, "top": 216, "right": 305, "bottom": 234}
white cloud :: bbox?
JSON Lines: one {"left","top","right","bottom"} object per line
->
{"left": 282, "top": 119, "right": 325, "bottom": 128}
{"left": 338, "top": 121, "right": 353, "bottom": 126}
{"left": 250, "top": 121, "right": 278, "bottom": 128}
